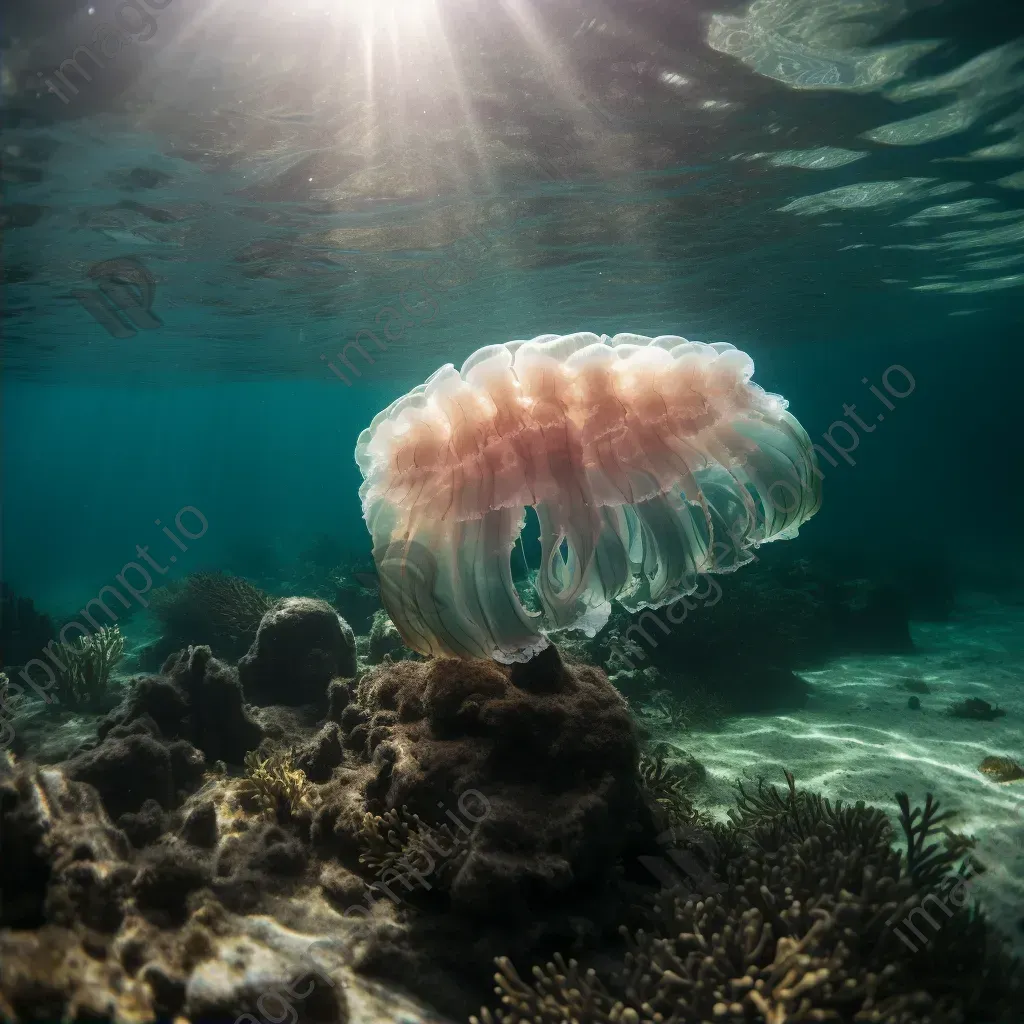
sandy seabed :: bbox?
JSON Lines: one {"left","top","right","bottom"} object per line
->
{"left": 681, "top": 591, "right": 1024, "bottom": 952}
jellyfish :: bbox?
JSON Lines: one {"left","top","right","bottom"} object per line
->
{"left": 355, "top": 332, "right": 821, "bottom": 663}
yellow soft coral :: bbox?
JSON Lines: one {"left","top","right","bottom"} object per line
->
{"left": 237, "top": 750, "right": 317, "bottom": 821}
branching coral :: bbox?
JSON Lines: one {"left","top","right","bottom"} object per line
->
{"left": 638, "top": 750, "right": 704, "bottom": 832}
{"left": 474, "top": 772, "right": 1021, "bottom": 1024}
{"left": 149, "top": 571, "right": 272, "bottom": 661}
{"left": 237, "top": 750, "right": 317, "bottom": 823}
{"left": 895, "top": 790, "right": 973, "bottom": 889}
{"left": 644, "top": 687, "right": 725, "bottom": 733}
{"left": 356, "top": 804, "right": 467, "bottom": 892}
{"left": 473, "top": 954, "right": 624, "bottom": 1024}
{"left": 49, "top": 626, "right": 125, "bottom": 709}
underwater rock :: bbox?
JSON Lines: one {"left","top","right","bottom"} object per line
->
{"left": 908, "top": 695, "right": 922, "bottom": 710}
{"left": 0, "top": 750, "right": 425, "bottom": 1024}
{"left": 294, "top": 721, "right": 345, "bottom": 783}
{"left": 62, "top": 731, "right": 205, "bottom": 820}
{"left": 239, "top": 597, "right": 357, "bottom": 709}
{"left": 182, "top": 938, "right": 348, "bottom": 1024}
{"left": 367, "top": 607, "right": 407, "bottom": 664}
{"left": 0, "top": 752, "right": 132, "bottom": 931}
{"left": 211, "top": 819, "right": 311, "bottom": 907}
{"left": 326, "top": 678, "right": 354, "bottom": 724}
{"left": 319, "top": 646, "right": 647, "bottom": 923}
{"left": 118, "top": 797, "right": 168, "bottom": 849}
{"left": 978, "top": 756, "right": 1024, "bottom": 783}
{"left": 180, "top": 799, "right": 219, "bottom": 848}
{"left": 948, "top": 697, "right": 1007, "bottom": 720}
{"left": 99, "top": 646, "right": 263, "bottom": 766}
{"left": 0, "top": 926, "right": 149, "bottom": 1022}
{"left": 164, "top": 646, "right": 264, "bottom": 761}
{"left": 132, "top": 846, "right": 211, "bottom": 925}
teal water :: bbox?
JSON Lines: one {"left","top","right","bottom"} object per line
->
{"left": 4, "top": 3, "right": 1024, "bottom": 1022}
{"left": 4, "top": 0, "right": 1022, "bottom": 614}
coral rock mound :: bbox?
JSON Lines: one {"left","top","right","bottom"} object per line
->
{"left": 239, "top": 597, "right": 356, "bottom": 709}
{"left": 329, "top": 646, "right": 644, "bottom": 921}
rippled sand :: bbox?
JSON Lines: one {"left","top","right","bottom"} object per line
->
{"left": 683, "top": 592, "right": 1024, "bottom": 951}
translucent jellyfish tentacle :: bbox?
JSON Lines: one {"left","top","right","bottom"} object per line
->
{"left": 356, "top": 331, "right": 821, "bottom": 662}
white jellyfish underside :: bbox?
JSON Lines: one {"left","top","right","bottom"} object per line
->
{"left": 355, "top": 332, "right": 822, "bottom": 663}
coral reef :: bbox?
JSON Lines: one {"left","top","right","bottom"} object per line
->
{"left": 474, "top": 772, "right": 1020, "bottom": 1024}
{"left": 636, "top": 747, "right": 706, "bottom": 833}
{"left": 319, "top": 648, "right": 645, "bottom": 915}
{"left": 61, "top": 723, "right": 206, "bottom": 820}
{"left": 0, "top": 582, "right": 55, "bottom": 668}
{"left": 1, "top": 637, "right": 656, "bottom": 1023}
{"left": 100, "top": 645, "right": 263, "bottom": 766}
{"left": 3, "top": 595, "right": 1021, "bottom": 1024}
{"left": 238, "top": 597, "right": 356, "bottom": 709}
{"left": 56, "top": 645, "right": 262, "bottom": 827}
{"left": 49, "top": 625, "right": 126, "bottom": 710}
{"left": 367, "top": 608, "right": 408, "bottom": 664}
{"left": 355, "top": 804, "right": 468, "bottom": 890}
{"left": 144, "top": 571, "right": 272, "bottom": 666}
{"left": 307, "top": 646, "right": 657, "bottom": 1013}
{"left": 0, "top": 749, "right": 354, "bottom": 1023}
{"left": 237, "top": 749, "right": 318, "bottom": 822}
{"left": 293, "top": 721, "right": 345, "bottom": 783}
